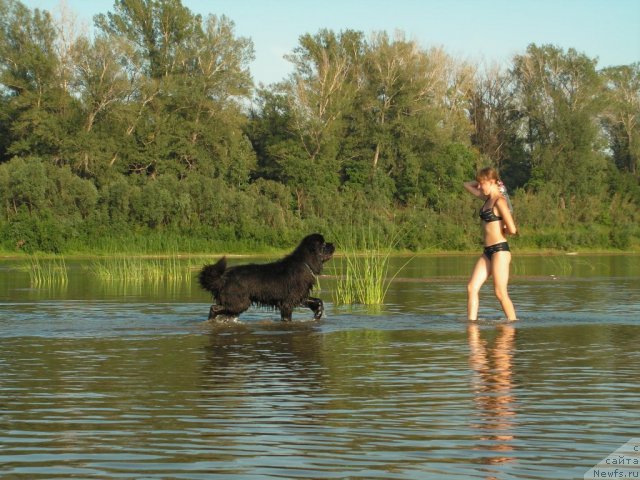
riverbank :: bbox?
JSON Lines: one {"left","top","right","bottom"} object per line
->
{"left": 1, "top": 246, "right": 638, "bottom": 261}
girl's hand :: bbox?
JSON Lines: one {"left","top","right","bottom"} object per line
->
{"left": 497, "top": 197, "right": 517, "bottom": 235}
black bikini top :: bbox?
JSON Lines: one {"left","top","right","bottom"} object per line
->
{"left": 479, "top": 198, "right": 503, "bottom": 223}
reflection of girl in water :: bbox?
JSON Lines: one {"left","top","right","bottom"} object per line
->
{"left": 464, "top": 167, "right": 518, "bottom": 321}
{"left": 468, "top": 323, "right": 516, "bottom": 465}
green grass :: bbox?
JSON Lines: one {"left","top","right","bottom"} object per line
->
{"left": 89, "top": 254, "right": 196, "bottom": 284}
{"left": 332, "top": 224, "right": 413, "bottom": 306}
{"left": 22, "top": 256, "right": 68, "bottom": 286}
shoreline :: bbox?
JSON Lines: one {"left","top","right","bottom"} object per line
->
{"left": 1, "top": 248, "right": 638, "bottom": 260}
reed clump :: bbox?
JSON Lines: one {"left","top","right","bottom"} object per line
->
{"left": 332, "top": 224, "right": 412, "bottom": 306}
{"left": 22, "top": 256, "right": 68, "bottom": 286}
{"left": 89, "top": 254, "right": 194, "bottom": 284}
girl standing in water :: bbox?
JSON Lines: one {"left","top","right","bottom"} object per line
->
{"left": 464, "top": 167, "right": 518, "bottom": 321}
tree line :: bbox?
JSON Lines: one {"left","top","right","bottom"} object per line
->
{"left": 0, "top": 0, "right": 638, "bottom": 254}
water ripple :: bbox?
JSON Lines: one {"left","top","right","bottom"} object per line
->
{"left": 1, "top": 259, "right": 640, "bottom": 478}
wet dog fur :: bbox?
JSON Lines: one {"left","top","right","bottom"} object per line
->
{"left": 198, "top": 233, "right": 335, "bottom": 321}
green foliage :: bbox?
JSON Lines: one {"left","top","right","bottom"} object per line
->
{"left": 421, "top": 143, "right": 478, "bottom": 211}
{"left": 600, "top": 63, "right": 640, "bottom": 178}
{"left": 0, "top": 2, "right": 638, "bottom": 254}
{"left": 1, "top": 157, "right": 48, "bottom": 212}
{"left": 512, "top": 44, "right": 608, "bottom": 200}
{"left": 2, "top": 209, "right": 68, "bottom": 253}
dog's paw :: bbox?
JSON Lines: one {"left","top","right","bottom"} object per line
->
{"left": 206, "top": 314, "right": 240, "bottom": 324}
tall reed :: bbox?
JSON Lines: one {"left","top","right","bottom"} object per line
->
{"left": 24, "top": 256, "right": 68, "bottom": 286}
{"left": 89, "top": 254, "right": 193, "bottom": 284}
{"left": 332, "top": 224, "right": 412, "bottom": 306}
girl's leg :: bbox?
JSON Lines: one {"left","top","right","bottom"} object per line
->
{"left": 491, "top": 251, "right": 517, "bottom": 321}
{"left": 467, "top": 255, "right": 491, "bottom": 320}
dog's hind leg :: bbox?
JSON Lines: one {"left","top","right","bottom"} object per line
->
{"left": 305, "top": 297, "right": 324, "bottom": 320}
{"left": 209, "top": 291, "right": 251, "bottom": 320}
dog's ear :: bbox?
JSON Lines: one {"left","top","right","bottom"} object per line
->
{"left": 302, "top": 233, "right": 324, "bottom": 250}
{"left": 313, "top": 235, "right": 326, "bottom": 253}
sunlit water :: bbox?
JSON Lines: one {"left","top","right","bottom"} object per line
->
{"left": 1, "top": 254, "right": 639, "bottom": 479}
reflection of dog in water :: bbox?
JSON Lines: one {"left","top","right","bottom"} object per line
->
{"left": 198, "top": 233, "right": 335, "bottom": 321}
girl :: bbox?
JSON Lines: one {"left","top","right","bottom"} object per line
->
{"left": 464, "top": 167, "right": 517, "bottom": 321}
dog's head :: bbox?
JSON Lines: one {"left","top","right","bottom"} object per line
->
{"left": 297, "top": 233, "right": 335, "bottom": 271}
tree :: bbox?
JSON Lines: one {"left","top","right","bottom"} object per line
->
{"left": 0, "top": 0, "right": 75, "bottom": 160}
{"left": 95, "top": 0, "right": 197, "bottom": 79}
{"left": 600, "top": 63, "right": 640, "bottom": 175}
{"left": 511, "top": 44, "right": 607, "bottom": 208}
{"left": 94, "top": 0, "right": 255, "bottom": 180}
{"left": 468, "top": 63, "right": 528, "bottom": 189}
{"left": 271, "top": 29, "right": 364, "bottom": 214}
{"left": 358, "top": 35, "right": 474, "bottom": 204}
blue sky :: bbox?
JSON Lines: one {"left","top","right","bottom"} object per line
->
{"left": 24, "top": 0, "right": 640, "bottom": 85}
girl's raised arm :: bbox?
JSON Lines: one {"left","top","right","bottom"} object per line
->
{"left": 463, "top": 180, "right": 484, "bottom": 198}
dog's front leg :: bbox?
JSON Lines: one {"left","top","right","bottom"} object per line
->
{"left": 209, "top": 304, "right": 237, "bottom": 320}
{"left": 280, "top": 307, "right": 293, "bottom": 322}
{"left": 209, "top": 304, "right": 224, "bottom": 320}
{"left": 305, "top": 297, "right": 324, "bottom": 320}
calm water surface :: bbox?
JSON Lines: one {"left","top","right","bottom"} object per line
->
{"left": 1, "top": 254, "right": 639, "bottom": 479}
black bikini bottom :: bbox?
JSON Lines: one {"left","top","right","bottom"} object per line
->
{"left": 483, "top": 242, "right": 510, "bottom": 260}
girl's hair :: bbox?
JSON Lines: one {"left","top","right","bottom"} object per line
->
{"left": 476, "top": 166, "right": 499, "bottom": 183}
{"left": 477, "top": 166, "right": 514, "bottom": 214}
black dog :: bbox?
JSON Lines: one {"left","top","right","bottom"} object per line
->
{"left": 198, "top": 233, "right": 335, "bottom": 321}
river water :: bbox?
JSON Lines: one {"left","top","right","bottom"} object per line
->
{"left": 1, "top": 254, "right": 639, "bottom": 479}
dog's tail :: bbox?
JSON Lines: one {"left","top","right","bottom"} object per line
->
{"left": 198, "top": 257, "right": 227, "bottom": 296}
